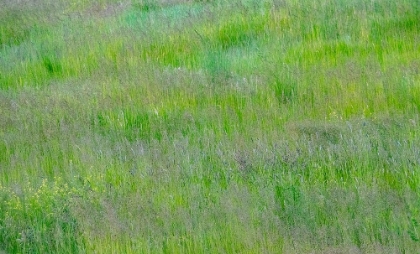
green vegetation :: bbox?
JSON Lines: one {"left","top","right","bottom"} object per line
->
{"left": 1, "top": 0, "right": 419, "bottom": 252}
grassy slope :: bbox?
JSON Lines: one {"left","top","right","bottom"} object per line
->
{"left": 1, "top": 0, "right": 420, "bottom": 253}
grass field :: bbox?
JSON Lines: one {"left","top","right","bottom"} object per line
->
{"left": 1, "top": 0, "right": 420, "bottom": 253}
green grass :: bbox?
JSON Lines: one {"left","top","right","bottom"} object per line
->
{"left": 1, "top": 0, "right": 420, "bottom": 253}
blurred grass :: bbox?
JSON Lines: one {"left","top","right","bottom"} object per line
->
{"left": 1, "top": 0, "right": 420, "bottom": 253}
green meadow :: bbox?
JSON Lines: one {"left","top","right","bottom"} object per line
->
{"left": 1, "top": 0, "right": 419, "bottom": 252}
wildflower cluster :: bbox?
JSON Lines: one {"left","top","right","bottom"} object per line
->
{"left": 0, "top": 178, "right": 82, "bottom": 253}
